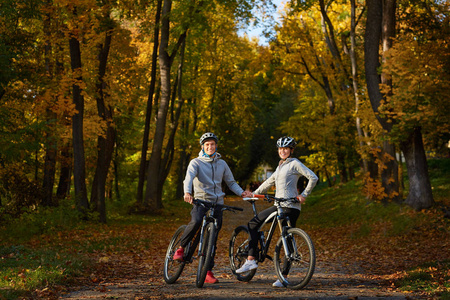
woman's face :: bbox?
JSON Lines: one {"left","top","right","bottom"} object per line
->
{"left": 203, "top": 140, "right": 217, "bottom": 156}
{"left": 278, "top": 147, "right": 292, "bottom": 160}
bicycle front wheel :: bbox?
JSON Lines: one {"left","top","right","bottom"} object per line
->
{"left": 274, "top": 227, "right": 315, "bottom": 290}
{"left": 163, "top": 225, "right": 187, "bottom": 284}
{"left": 229, "top": 225, "right": 256, "bottom": 282}
{"left": 196, "top": 222, "right": 216, "bottom": 288}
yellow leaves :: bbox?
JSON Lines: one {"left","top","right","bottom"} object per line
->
{"left": 99, "top": 256, "right": 110, "bottom": 263}
{"left": 363, "top": 173, "right": 387, "bottom": 201}
{"left": 381, "top": 29, "right": 450, "bottom": 145}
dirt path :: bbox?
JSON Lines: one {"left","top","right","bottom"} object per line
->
{"left": 61, "top": 262, "right": 413, "bottom": 299}
{"left": 60, "top": 198, "right": 420, "bottom": 300}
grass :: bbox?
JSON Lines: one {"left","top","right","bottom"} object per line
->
{"left": 0, "top": 158, "right": 448, "bottom": 299}
{"left": 298, "top": 158, "right": 450, "bottom": 298}
{"left": 397, "top": 260, "right": 450, "bottom": 298}
{"left": 0, "top": 244, "right": 89, "bottom": 299}
{"left": 0, "top": 197, "right": 193, "bottom": 299}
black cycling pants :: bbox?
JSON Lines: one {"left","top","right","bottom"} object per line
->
{"left": 179, "top": 203, "right": 223, "bottom": 270}
{"left": 247, "top": 206, "right": 300, "bottom": 258}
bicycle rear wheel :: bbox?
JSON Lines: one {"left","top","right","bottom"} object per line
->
{"left": 196, "top": 222, "right": 216, "bottom": 288}
{"left": 274, "top": 227, "right": 315, "bottom": 290}
{"left": 229, "top": 225, "right": 256, "bottom": 282}
{"left": 163, "top": 225, "right": 187, "bottom": 284}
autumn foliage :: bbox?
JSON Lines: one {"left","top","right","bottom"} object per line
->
{"left": 1, "top": 160, "right": 449, "bottom": 299}
{"left": 0, "top": 0, "right": 449, "bottom": 297}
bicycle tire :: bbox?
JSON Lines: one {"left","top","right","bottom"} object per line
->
{"left": 163, "top": 225, "right": 187, "bottom": 284}
{"left": 229, "top": 225, "right": 257, "bottom": 282}
{"left": 274, "top": 227, "right": 315, "bottom": 290}
{"left": 196, "top": 222, "right": 216, "bottom": 288}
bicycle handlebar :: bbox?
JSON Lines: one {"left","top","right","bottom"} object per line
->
{"left": 245, "top": 194, "right": 300, "bottom": 203}
{"left": 193, "top": 199, "right": 244, "bottom": 212}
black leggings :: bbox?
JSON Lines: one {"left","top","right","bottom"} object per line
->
{"left": 247, "top": 206, "right": 300, "bottom": 258}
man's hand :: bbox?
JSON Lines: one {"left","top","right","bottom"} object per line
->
{"left": 297, "top": 195, "right": 306, "bottom": 204}
{"left": 241, "top": 190, "right": 253, "bottom": 198}
{"left": 184, "top": 193, "right": 193, "bottom": 204}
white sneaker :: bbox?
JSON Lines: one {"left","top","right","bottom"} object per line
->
{"left": 272, "top": 279, "right": 284, "bottom": 287}
{"left": 235, "top": 259, "right": 258, "bottom": 273}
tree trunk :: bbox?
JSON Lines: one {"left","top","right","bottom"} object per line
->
{"left": 176, "top": 147, "right": 189, "bottom": 198}
{"left": 160, "top": 37, "right": 186, "bottom": 188}
{"left": 144, "top": 0, "right": 189, "bottom": 211}
{"left": 113, "top": 147, "right": 121, "bottom": 202}
{"left": 364, "top": 0, "right": 400, "bottom": 202}
{"left": 137, "top": 0, "right": 162, "bottom": 204}
{"left": 56, "top": 144, "right": 72, "bottom": 201}
{"left": 337, "top": 147, "right": 348, "bottom": 183}
{"left": 381, "top": 140, "right": 400, "bottom": 202}
{"left": 42, "top": 119, "right": 57, "bottom": 206}
{"left": 176, "top": 102, "right": 196, "bottom": 198}
{"left": 42, "top": 0, "right": 57, "bottom": 207}
{"left": 400, "top": 127, "right": 434, "bottom": 210}
{"left": 90, "top": 14, "right": 115, "bottom": 223}
{"left": 365, "top": 0, "right": 385, "bottom": 127}
{"left": 69, "top": 7, "right": 89, "bottom": 215}
{"left": 144, "top": 0, "right": 173, "bottom": 211}
{"left": 349, "top": 0, "right": 368, "bottom": 173}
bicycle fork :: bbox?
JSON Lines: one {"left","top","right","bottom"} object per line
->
{"left": 278, "top": 217, "right": 297, "bottom": 275}
{"left": 197, "top": 217, "right": 216, "bottom": 258}
{"left": 197, "top": 218, "right": 207, "bottom": 258}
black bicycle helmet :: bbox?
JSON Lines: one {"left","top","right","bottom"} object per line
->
{"left": 199, "top": 132, "right": 218, "bottom": 145}
{"left": 277, "top": 136, "right": 296, "bottom": 148}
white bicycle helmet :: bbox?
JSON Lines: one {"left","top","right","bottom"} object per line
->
{"left": 199, "top": 132, "right": 218, "bottom": 145}
{"left": 277, "top": 136, "right": 297, "bottom": 148}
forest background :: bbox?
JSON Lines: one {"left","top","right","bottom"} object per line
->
{"left": 1, "top": 0, "right": 449, "bottom": 242}
{"left": 1, "top": 0, "right": 450, "bottom": 298}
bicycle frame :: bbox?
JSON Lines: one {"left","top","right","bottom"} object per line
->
{"left": 230, "top": 195, "right": 315, "bottom": 289}
{"left": 177, "top": 201, "right": 219, "bottom": 264}
{"left": 195, "top": 199, "right": 243, "bottom": 258}
{"left": 247, "top": 197, "right": 295, "bottom": 263}
{"left": 197, "top": 207, "right": 218, "bottom": 258}
{"left": 183, "top": 228, "right": 201, "bottom": 263}
{"left": 164, "top": 199, "right": 243, "bottom": 287}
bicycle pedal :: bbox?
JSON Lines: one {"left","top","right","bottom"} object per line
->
{"left": 266, "top": 255, "right": 273, "bottom": 261}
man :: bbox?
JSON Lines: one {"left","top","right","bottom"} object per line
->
{"left": 173, "top": 132, "right": 252, "bottom": 283}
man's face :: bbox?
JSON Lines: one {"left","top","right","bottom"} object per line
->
{"left": 203, "top": 140, "right": 217, "bottom": 156}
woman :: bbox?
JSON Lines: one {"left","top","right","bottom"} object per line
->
{"left": 236, "top": 136, "right": 318, "bottom": 287}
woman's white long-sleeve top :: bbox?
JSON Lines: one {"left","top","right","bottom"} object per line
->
{"left": 253, "top": 157, "right": 318, "bottom": 210}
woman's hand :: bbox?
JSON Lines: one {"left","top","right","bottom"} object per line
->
{"left": 297, "top": 195, "right": 306, "bottom": 204}
{"left": 241, "top": 190, "right": 253, "bottom": 198}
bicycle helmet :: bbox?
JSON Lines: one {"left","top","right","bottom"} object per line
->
{"left": 277, "top": 136, "right": 297, "bottom": 148}
{"left": 199, "top": 132, "right": 218, "bottom": 145}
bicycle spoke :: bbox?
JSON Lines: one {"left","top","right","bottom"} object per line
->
{"left": 274, "top": 228, "right": 315, "bottom": 290}
{"left": 163, "top": 225, "right": 187, "bottom": 284}
{"left": 229, "top": 225, "right": 257, "bottom": 282}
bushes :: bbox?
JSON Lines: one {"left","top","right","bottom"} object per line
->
{"left": 0, "top": 163, "right": 43, "bottom": 222}
{"left": 0, "top": 200, "right": 82, "bottom": 244}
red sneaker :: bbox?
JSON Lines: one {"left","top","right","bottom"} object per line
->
{"left": 205, "top": 271, "right": 219, "bottom": 284}
{"left": 173, "top": 247, "right": 184, "bottom": 261}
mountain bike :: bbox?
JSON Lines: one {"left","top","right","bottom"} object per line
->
{"left": 229, "top": 194, "right": 315, "bottom": 290}
{"left": 164, "top": 199, "right": 243, "bottom": 288}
